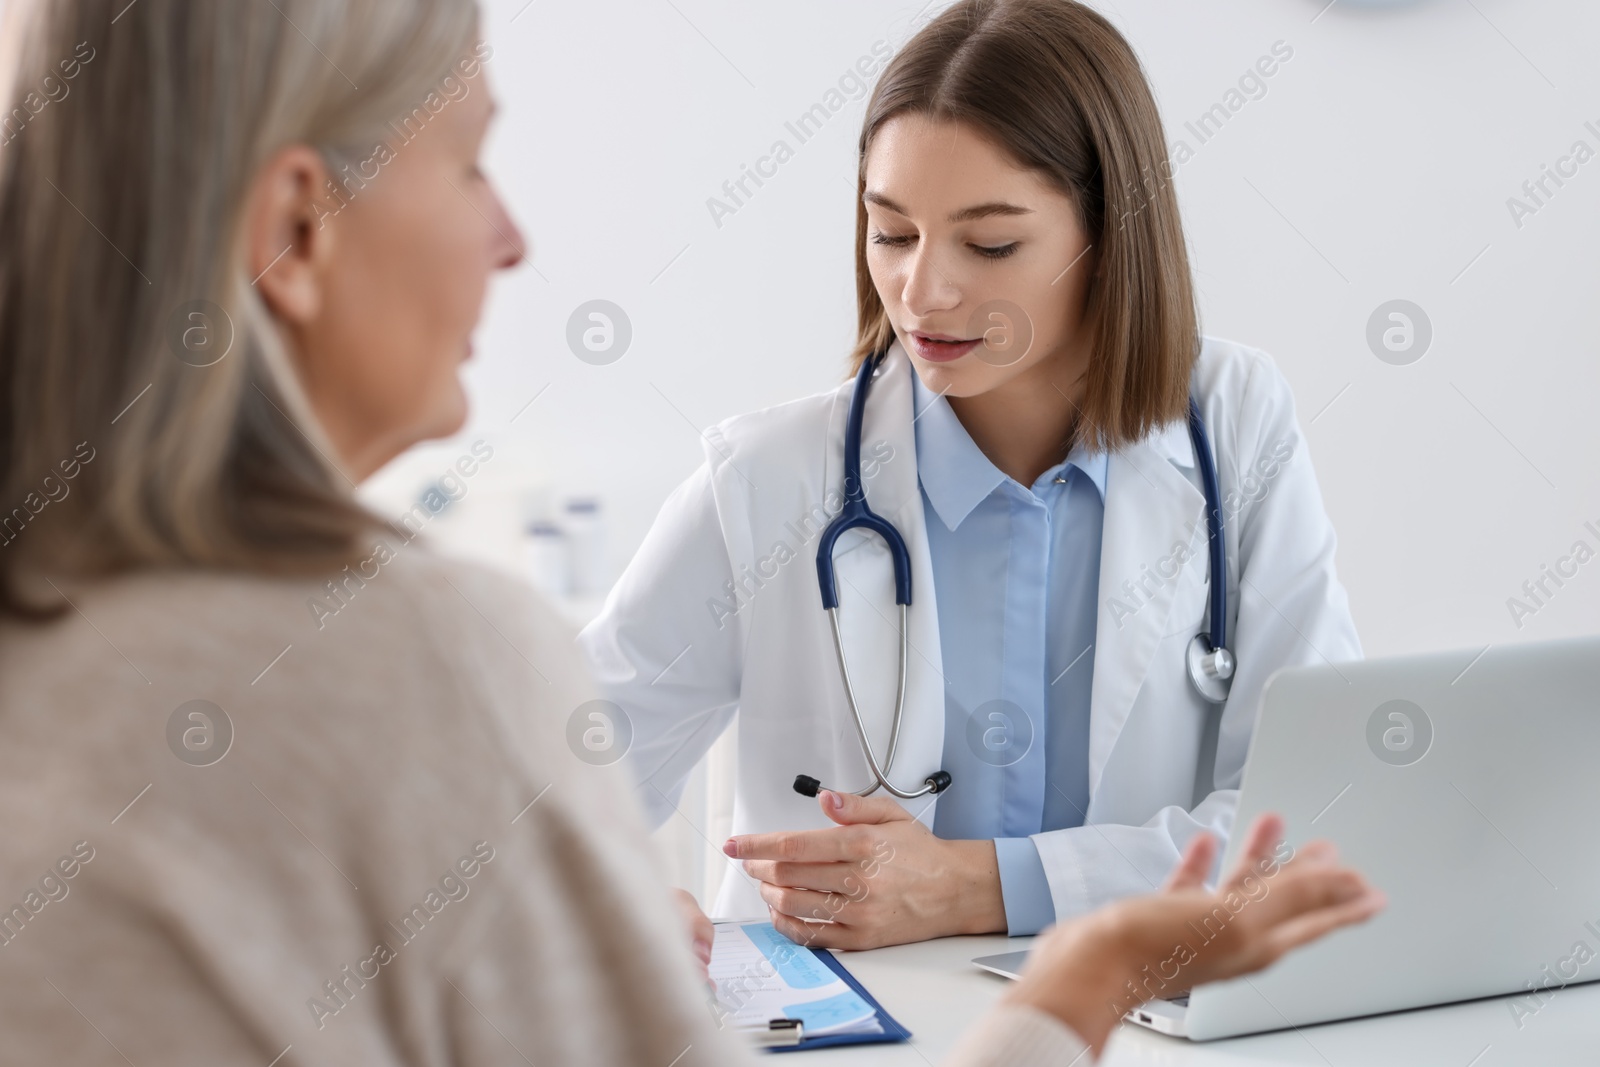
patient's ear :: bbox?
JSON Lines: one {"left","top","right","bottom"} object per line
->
{"left": 245, "top": 144, "right": 335, "bottom": 326}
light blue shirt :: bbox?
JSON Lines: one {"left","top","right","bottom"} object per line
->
{"left": 912, "top": 372, "right": 1107, "bottom": 936}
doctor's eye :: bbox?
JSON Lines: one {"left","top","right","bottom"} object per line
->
{"left": 869, "top": 230, "right": 914, "bottom": 248}
{"left": 970, "top": 242, "right": 1019, "bottom": 260}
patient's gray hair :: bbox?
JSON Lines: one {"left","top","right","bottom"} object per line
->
{"left": 0, "top": 0, "right": 480, "bottom": 616}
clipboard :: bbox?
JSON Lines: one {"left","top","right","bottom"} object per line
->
{"left": 762, "top": 947, "right": 911, "bottom": 1053}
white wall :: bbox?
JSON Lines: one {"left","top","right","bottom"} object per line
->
{"left": 426, "top": 0, "right": 1600, "bottom": 650}
{"left": 370, "top": 0, "right": 1600, "bottom": 897}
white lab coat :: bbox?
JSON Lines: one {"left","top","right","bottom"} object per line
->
{"left": 579, "top": 336, "right": 1360, "bottom": 922}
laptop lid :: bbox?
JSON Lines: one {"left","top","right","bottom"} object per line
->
{"left": 1185, "top": 634, "right": 1600, "bottom": 1041}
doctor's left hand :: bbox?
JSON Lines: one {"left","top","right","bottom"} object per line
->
{"left": 724, "top": 789, "right": 1006, "bottom": 949}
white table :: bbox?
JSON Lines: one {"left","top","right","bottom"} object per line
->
{"left": 800, "top": 934, "right": 1600, "bottom": 1066}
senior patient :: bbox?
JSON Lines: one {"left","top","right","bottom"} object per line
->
{"left": 0, "top": 1, "right": 1383, "bottom": 1063}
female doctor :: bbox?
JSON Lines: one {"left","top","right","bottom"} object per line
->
{"left": 578, "top": 0, "right": 1360, "bottom": 950}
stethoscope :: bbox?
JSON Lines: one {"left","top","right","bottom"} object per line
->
{"left": 794, "top": 341, "right": 1234, "bottom": 802}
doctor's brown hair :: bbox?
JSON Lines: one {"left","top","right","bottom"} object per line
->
{"left": 849, "top": 0, "right": 1198, "bottom": 451}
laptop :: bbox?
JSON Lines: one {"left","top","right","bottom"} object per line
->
{"left": 973, "top": 634, "right": 1600, "bottom": 1040}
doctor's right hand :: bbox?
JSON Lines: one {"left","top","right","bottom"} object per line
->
{"left": 1000, "top": 814, "right": 1384, "bottom": 1057}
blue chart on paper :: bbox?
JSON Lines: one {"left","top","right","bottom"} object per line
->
{"left": 781, "top": 989, "right": 877, "bottom": 1031}
{"left": 740, "top": 922, "right": 836, "bottom": 990}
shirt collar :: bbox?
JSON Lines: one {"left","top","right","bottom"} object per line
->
{"left": 911, "top": 369, "right": 1108, "bottom": 533}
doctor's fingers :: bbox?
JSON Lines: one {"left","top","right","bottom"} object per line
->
{"left": 819, "top": 788, "right": 915, "bottom": 826}
{"left": 758, "top": 881, "right": 871, "bottom": 927}
{"left": 765, "top": 905, "right": 877, "bottom": 952}
{"left": 740, "top": 859, "right": 870, "bottom": 896}
{"left": 725, "top": 825, "right": 877, "bottom": 863}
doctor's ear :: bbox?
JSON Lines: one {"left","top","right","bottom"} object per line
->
{"left": 245, "top": 143, "right": 337, "bottom": 325}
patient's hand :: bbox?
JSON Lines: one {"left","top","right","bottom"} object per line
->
{"left": 1002, "top": 813, "right": 1385, "bottom": 1057}
{"left": 671, "top": 888, "right": 715, "bottom": 987}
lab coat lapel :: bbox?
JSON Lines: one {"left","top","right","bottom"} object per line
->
{"left": 818, "top": 343, "right": 946, "bottom": 821}
{"left": 1088, "top": 419, "right": 1206, "bottom": 795}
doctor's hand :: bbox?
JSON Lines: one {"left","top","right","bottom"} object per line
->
{"left": 723, "top": 789, "right": 1007, "bottom": 950}
{"left": 1002, "top": 813, "right": 1385, "bottom": 1057}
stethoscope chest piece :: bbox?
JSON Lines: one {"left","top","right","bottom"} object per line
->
{"left": 1186, "top": 633, "right": 1235, "bottom": 705}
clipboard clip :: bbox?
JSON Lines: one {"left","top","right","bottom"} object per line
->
{"left": 735, "top": 1018, "right": 804, "bottom": 1048}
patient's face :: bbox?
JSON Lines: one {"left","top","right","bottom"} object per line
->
{"left": 862, "top": 113, "right": 1097, "bottom": 402}
{"left": 293, "top": 69, "right": 524, "bottom": 478}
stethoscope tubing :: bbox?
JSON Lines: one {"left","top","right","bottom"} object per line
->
{"left": 1187, "top": 395, "right": 1229, "bottom": 657}
{"left": 801, "top": 345, "right": 1232, "bottom": 801}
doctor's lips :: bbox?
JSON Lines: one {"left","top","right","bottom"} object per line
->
{"left": 908, "top": 330, "right": 982, "bottom": 363}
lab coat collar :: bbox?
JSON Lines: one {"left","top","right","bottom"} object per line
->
{"left": 1142, "top": 411, "right": 1198, "bottom": 471}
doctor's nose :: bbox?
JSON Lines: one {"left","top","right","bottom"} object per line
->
{"left": 899, "top": 246, "right": 961, "bottom": 318}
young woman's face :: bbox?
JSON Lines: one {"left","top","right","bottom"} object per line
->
{"left": 862, "top": 113, "right": 1097, "bottom": 400}
{"left": 268, "top": 69, "right": 524, "bottom": 480}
